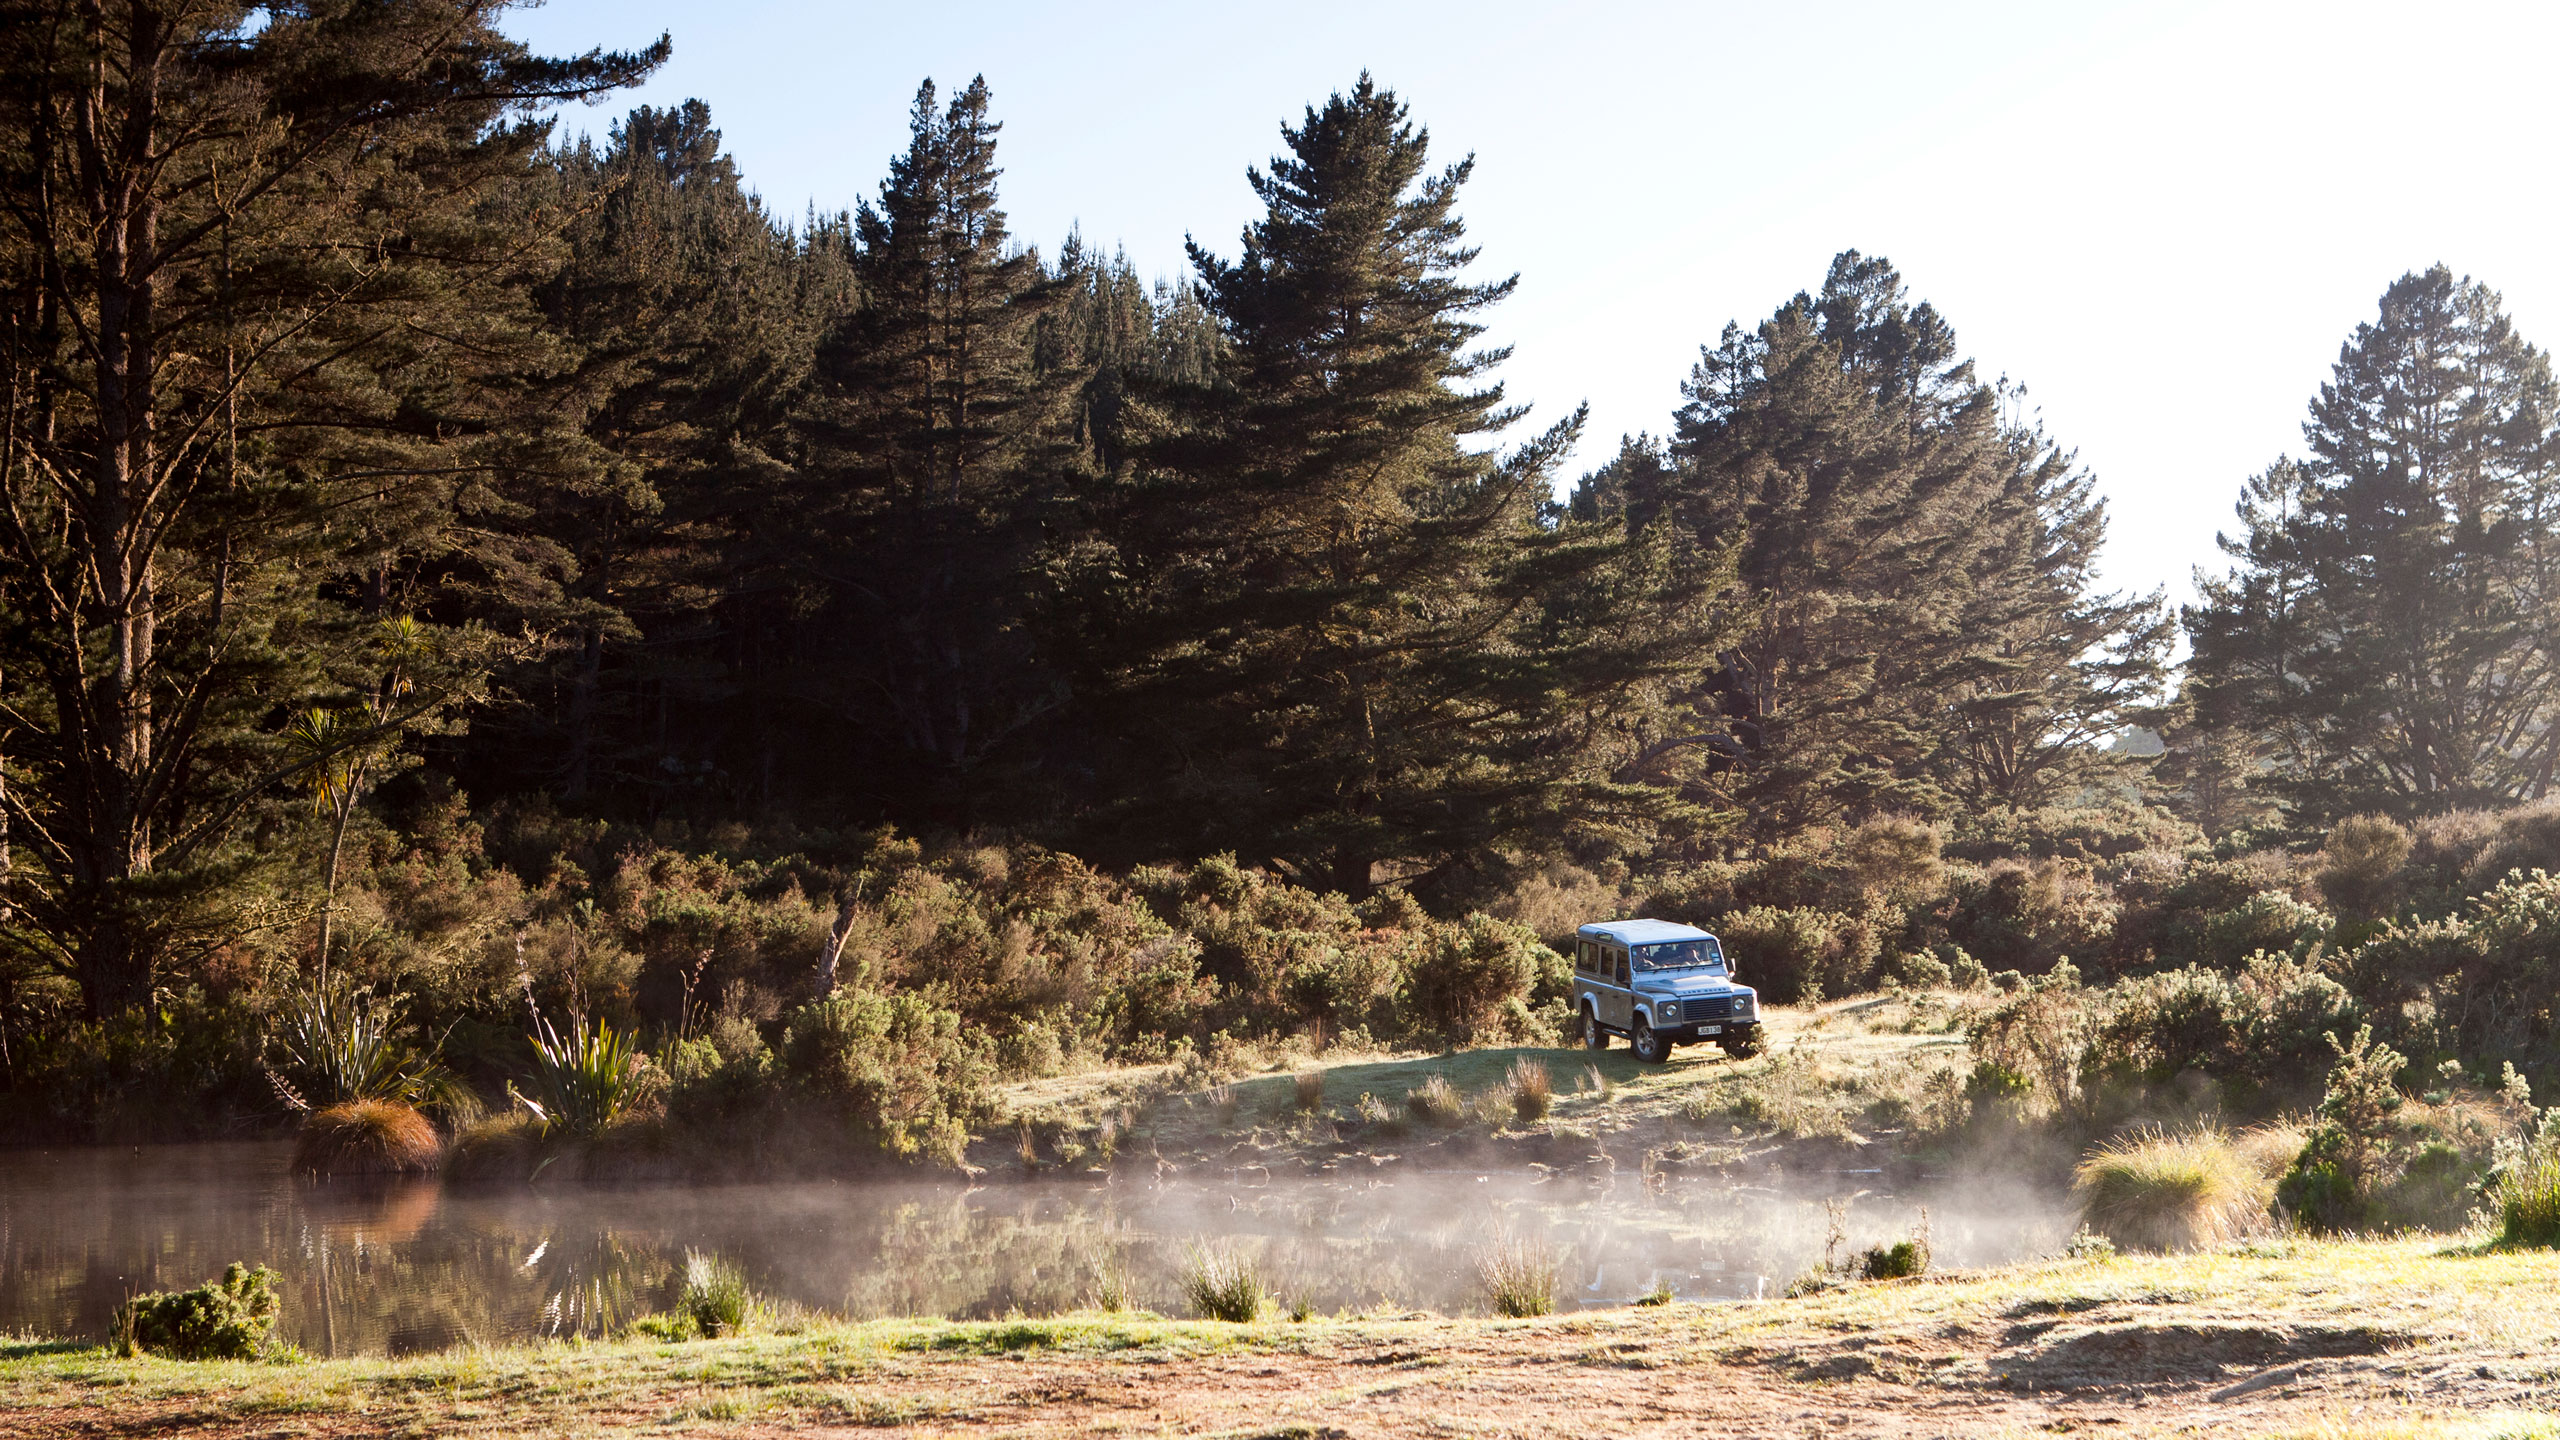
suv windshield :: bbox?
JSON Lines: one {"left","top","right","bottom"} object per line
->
{"left": 1633, "top": 938, "right": 1723, "bottom": 972}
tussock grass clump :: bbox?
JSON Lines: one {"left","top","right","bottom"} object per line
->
{"left": 292, "top": 1099, "right": 442, "bottom": 1175}
{"left": 2074, "top": 1129, "right": 2265, "bottom": 1251}
{"left": 681, "top": 1251, "right": 755, "bottom": 1337}
{"left": 1503, "top": 1057, "right": 1553, "bottom": 1122}
{"left": 1293, "top": 1070, "right": 1324, "bottom": 1111}
{"left": 1405, "top": 1073, "right": 1462, "bottom": 1125}
{"left": 1179, "top": 1241, "right": 1270, "bottom": 1323}
{"left": 1478, "top": 1234, "right": 1557, "bottom": 1318}
{"left": 2495, "top": 1143, "right": 2560, "bottom": 1248}
{"left": 113, "top": 1263, "right": 284, "bottom": 1360}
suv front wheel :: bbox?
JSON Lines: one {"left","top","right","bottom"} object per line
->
{"left": 1719, "top": 1025, "right": 1766, "bottom": 1059}
{"left": 1630, "top": 1018, "right": 1670, "bottom": 1064}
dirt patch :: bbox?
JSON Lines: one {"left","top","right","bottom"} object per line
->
{"left": 1998, "top": 1320, "right": 2408, "bottom": 1387}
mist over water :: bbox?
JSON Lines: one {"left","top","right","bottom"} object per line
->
{"left": 0, "top": 1142, "right": 2074, "bottom": 1355}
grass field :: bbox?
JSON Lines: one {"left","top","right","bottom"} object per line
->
{"left": 8, "top": 1236, "right": 2556, "bottom": 1438}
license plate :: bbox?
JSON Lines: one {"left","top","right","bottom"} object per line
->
{"left": 1696, "top": 1024, "right": 1721, "bottom": 1036}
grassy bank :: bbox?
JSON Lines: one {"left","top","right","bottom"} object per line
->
{"left": 6, "top": 1237, "right": 2556, "bottom": 1438}
{"left": 993, "top": 989, "right": 1986, "bottom": 1180}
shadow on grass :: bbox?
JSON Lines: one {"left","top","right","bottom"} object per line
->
{"left": 1207, "top": 1044, "right": 1738, "bottom": 1121}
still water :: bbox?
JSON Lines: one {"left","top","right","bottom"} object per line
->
{"left": 0, "top": 1142, "right": 2070, "bottom": 1355}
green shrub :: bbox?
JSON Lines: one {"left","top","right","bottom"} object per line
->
{"left": 1944, "top": 858, "right": 2117, "bottom": 973}
{"left": 268, "top": 984, "right": 473, "bottom": 1117}
{"left": 516, "top": 1012, "right": 647, "bottom": 1139}
{"left": 1858, "top": 1238, "right": 1928, "bottom": 1280}
{"left": 1712, "top": 905, "right": 1878, "bottom": 1003}
{"left": 779, "top": 989, "right": 994, "bottom": 1164}
{"left": 1887, "top": 949, "right": 1951, "bottom": 989}
{"left": 2275, "top": 1129, "right": 2364, "bottom": 1232}
{"left": 2317, "top": 814, "right": 2412, "bottom": 922}
{"left": 1179, "top": 1242, "right": 1269, "bottom": 1322}
{"left": 2074, "top": 1130, "right": 2264, "bottom": 1251}
{"left": 1936, "top": 944, "right": 1989, "bottom": 990}
{"left": 2195, "top": 891, "right": 2333, "bottom": 968}
{"left": 1478, "top": 1234, "right": 1556, "bottom": 1317}
{"left": 113, "top": 1263, "right": 284, "bottom": 1360}
{"left": 1406, "top": 915, "right": 1550, "bottom": 1041}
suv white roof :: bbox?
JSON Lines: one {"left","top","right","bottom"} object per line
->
{"left": 1577, "top": 918, "right": 1714, "bottom": 945}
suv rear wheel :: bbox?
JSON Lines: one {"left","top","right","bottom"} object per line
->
{"left": 1580, "top": 1006, "right": 1609, "bottom": 1051}
{"left": 1631, "top": 1019, "right": 1670, "bottom": 1064}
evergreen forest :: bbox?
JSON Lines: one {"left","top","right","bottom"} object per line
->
{"left": 7, "top": 4, "right": 2560, "bottom": 1183}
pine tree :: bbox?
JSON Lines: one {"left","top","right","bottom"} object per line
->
{"left": 0, "top": 1, "right": 659, "bottom": 1019}
{"left": 2185, "top": 266, "right": 2560, "bottom": 822}
{"left": 488, "top": 101, "right": 829, "bottom": 810}
{"left": 1083, "top": 77, "right": 1733, "bottom": 896}
{"left": 1654, "top": 253, "right": 2165, "bottom": 832}
{"left": 796, "top": 77, "right": 1068, "bottom": 824}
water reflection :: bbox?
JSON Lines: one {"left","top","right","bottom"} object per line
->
{"left": 0, "top": 1142, "right": 2070, "bottom": 1355}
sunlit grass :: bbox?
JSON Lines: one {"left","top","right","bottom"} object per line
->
{"left": 5, "top": 1237, "right": 2552, "bottom": 1427}
{"left": 2074, "top": 1128, "right": 2270, "bottom": 1251}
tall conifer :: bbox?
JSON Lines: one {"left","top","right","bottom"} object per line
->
{"left": 2185, "top": 266, "right": 2560, "bottom": 820}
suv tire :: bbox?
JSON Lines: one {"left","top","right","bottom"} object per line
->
{"left": 1631, "top": 1019, "right": 1670, "bottom": 1064}
{"left": 1719, "top": 1026, "right": 1766, "bottom": 1060}
{"left": 1580, "top": 1006, "right": 1609, "bottom": 1051}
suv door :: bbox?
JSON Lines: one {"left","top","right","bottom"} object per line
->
{"left": 1599, "top": 946, "right": 1632, "bottom": 1029}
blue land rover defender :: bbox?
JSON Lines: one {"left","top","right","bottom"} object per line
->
{"left": 1571, "top": 919, "right": 1764, "bottom": 1063}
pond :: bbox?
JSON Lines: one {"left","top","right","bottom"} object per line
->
{"left": 0, "top": 1142, "right": 2073, "bottom": 1355}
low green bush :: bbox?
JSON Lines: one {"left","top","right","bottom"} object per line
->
{"left": 779, "top": 989, "right": 995, "bottom": 1164}
{"left": 113, "top": 1262, "right": 285, "bottom": 1360}
{"left": 517, "top": 1013, "right": 647, "bottom": 1139}
{"left": 1858, "top": 1239, "right": 1928, "bottom": 1280}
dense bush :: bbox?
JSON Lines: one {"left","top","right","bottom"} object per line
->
{"left": 113, "top": 1263, "right": 285, "bottom": 1361}
{"left": 775, "top": 989, "right": 997, "bottom": 1164}
{"left": 1406, "top": 915, "right": 1553, "bottom": 1041}
{"left": 1712, "top": 905, "right": 1879, "bottom": 1003}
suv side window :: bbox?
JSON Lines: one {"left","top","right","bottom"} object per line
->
{"left": 1614, "top": 949, "right": 1630, "bottom": 986}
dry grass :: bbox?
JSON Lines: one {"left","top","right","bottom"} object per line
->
{"left": 1292, "top": 1070, "right": 1324, "bottom": 1111}
{"left": 291, "top": 1100, "right": 441, "bottom": 1175}
{"left": 2494, "top": 1143, "right": 2560, "bottom": 1248}
{"left": 2075, "top": 1128, "right": 2270, "bottom": 1251}
{"left": 1177, "top": 1241, "right": 1268, "bottom": 1323}
{"left": 1404, "top": 1073, "right": 1462, "bottom": 1124}
{"left": 1502, "top": 1056, "right": 1552, "bottom": 1122}
{"left": 1475, "top": 1234, "right": 1556, "bottom": 1318}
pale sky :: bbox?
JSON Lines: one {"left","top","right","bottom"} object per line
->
{"left": 504, "top": 0, "right": 2560, "bottom": 608}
